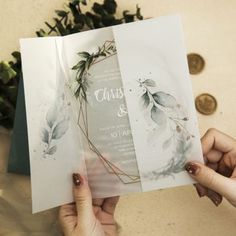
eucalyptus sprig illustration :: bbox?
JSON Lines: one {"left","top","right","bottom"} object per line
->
{"left": 42, "top": 94, "right": 69, "bottom": 157}
{"left": 139, "top": 78, "right": 194, "bottom": 179}
{"left": 138, "top": 78, "right": 194, "bottom": 147}
{"left": 144, "top": 136, "right": 192, "bottom": 180}
{"left": 72, "top": 40, "right": 116, "bottom": 101}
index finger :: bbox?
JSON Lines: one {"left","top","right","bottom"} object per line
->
{"left": 201, "top": 129, "right": 236, "bottom": 156}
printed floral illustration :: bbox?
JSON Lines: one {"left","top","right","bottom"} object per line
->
{"left": 71, "top": 40, "right": 140, "bottom": 184}
{"left": 41, "top": 93, "right": 70, "bottom": 158}
{"left": 71, "top": 40, "right": 117, "bottom": 101}
{"left": 138, "top": 78, "right": 194, "bottom": 179}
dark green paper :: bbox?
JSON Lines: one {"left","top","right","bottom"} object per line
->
{"left": 7, "top": 78, "right": 30, "bottom": 175}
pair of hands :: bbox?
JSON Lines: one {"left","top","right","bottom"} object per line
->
{"left": 59, "top": 129, "right": 236, "bottom": 236}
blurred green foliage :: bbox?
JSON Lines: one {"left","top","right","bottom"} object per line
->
{"left": 0, "top": 0, "right": 143, "bottom": 129}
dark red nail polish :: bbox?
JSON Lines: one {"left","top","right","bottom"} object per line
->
{"left": 195, "top": 186, "right": 204, "bottom": 198}
{"left": 72, "top": 173, "right": 83, "bottom": 186}
{"left": 207, "top": 190, "right": 222, "bottom": 207}
{"left": 209, "top": 197, "right": 220, "bottom": 207}
{"left": 185, "top": 162, "right": 199, "bottom": 175}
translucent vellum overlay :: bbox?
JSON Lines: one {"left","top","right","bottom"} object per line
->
{"left": 113, "top": 16, "right": 203, "bottom": 192}
{"left": 62, "top": 29, "right": 142, "bottom": 197}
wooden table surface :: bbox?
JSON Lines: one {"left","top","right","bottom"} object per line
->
{"left": 1, "top": 0, "right": 236, "bottom": 235}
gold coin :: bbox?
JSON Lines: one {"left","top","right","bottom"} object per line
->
{"left": 195, "top": 93, "right": 217, "bottom": 115}
{"left": 187, "top": 53, "right": 205, "bottom": 74}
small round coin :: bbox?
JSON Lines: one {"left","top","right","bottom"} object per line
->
{"left": 195, "top": 93, "right": 217, "bottom": 115}
{"left": 187, "top": 53, "right": 205, "bottom": 74}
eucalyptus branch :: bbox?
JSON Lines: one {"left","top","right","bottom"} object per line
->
{"left": 40, "top": 11, "right": 70, "bottom": 36}
{"left": 169, "top": 116, "right": 194, "bottom": 139}
{"left": 139, "top": 78, "right": 194, "bottom": 180}
{"left": 72, "top": 40, "right": 117, "bottom": 100}
{"left": 139, "top": 80, "right": 193, "bottom": 138}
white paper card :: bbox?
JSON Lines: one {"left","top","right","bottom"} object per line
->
{"left": 20, "top": 15, "right": 203, "bottom": 213}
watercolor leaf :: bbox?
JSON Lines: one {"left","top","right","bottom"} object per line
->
{"left": 72, "top": 60, "right": 86, "bottom": 70}
{"left": 162, "top": 137, "right": 172, "bottom": 150}
{"left": 172, "top": 162, "right": 185, "bottom": 173}
{"left": 85, "top": 56, "right": 94, "bottom": 70}
{"left": 152, "top": 91, "right": 177, "bottom": 108}
{"left": 143, "top": 79, "right": 156, "bottom": 87}
{"left": 78, "top": 52, "right": 91, "bottom": 59}
{"left": 183, "top": 141, "right": 192, "bottom": 153}
{"left": 46, "top": 145, "right": 57, "bottom": 155}
{"left": 140, "top": 91, "right": 150, "bottom": 109}
{"left": 151, "top": 105, "right": 167, "bottom": 126}
{"left": 42, "top": 128, "right": 49, "bottom": 144}
{"left": 52, "top": 119, "right": 69, "bottom": 139}
{"left": 46, "top": 106, "right": 57, "bottom": 128}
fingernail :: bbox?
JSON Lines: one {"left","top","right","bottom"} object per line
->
{"left": 194, "top": 186, "right": 204, "bottom": 198}
{"left": 185, "top": 162, "right": 200, "bottom": 175}
{"left": 193, "top": 184, "right": 205, "bottom": 197}
{"left": 209, "top": 197, "right": 220, "bottom": 207}
{"left": 207, "top": 190, "right": 222, "bottom": 207}
{"left": 72, "top": 173, "right": 83, "bottom": 186}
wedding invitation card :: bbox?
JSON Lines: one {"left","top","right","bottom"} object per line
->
{"left": 20, "top": 15, "right": 203, "bottom": 213}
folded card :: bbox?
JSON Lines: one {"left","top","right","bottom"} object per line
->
{"left": 20, "top": 15, "right": 203, "bottom": 213}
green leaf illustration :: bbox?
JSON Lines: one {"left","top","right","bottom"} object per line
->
{"left": 46, "top": 145, "right": 57, "bottom": 155}
{"left": 85, "top": 56, "right": 94, "bottom": 70}
{"left": 151, "top": 105, "right": 167, "bottom": 126}
{"left": 52, "top": 119, "right": 69, "bottom": 139}
{"left": 162, "top": 137, "right": 172, "bottom": 149}
{"left": 46, "top": 106, "right": 57, "bottom": 128}
{"left": 143, "top": 79, "right": 156, "bottom": 87}
{"left": 78, "top": 52, "right": 91, "bottom": 59}
{"left": 152, "top": 91, "right": 177, "bottom": 108}
{"left": 73, "top": 40, "right": 117, "bottom": 100}
{"left": 140, "top": 91, "right": 150, "bottom": 108}
{"left": 42, "top": 128, "right": 49, "bottom": 143}
{"left": 72, "top": 60, "right": 86, "bottom": 70}
{"left": 139, "top": 77, "right": 194, "bottom": 180}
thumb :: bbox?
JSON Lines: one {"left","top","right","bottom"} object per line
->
{"left": 185, "top": 162, "right": 236, "bottom": 202}
{"left": 72, "top": 173, "right": 95, "bottom": 223}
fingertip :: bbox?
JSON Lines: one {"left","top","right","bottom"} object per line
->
{"left": 72, "top": 174, "right": 91, "bottom": 203}
{"left": 72, "top": 173, "right": 92, "bottom": 204}
{"left": 201, "top": 129, "right": 215, "bottom": 155}
{"left": 72, "top": 173, "right": 84, "bottom": 187}
{"left": 185, "top": 162, "right": 201, "bottom": 176}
